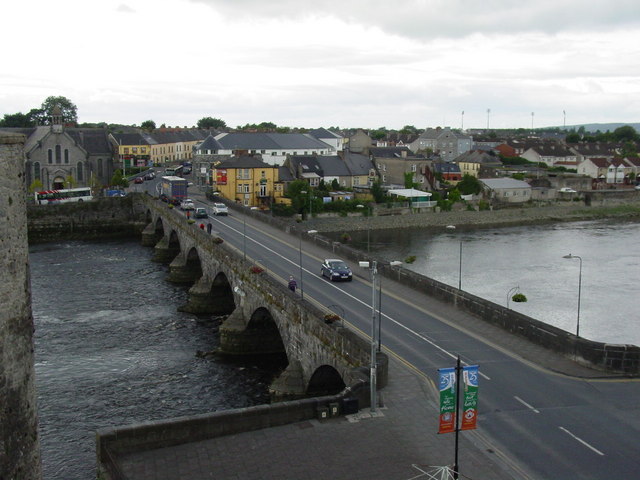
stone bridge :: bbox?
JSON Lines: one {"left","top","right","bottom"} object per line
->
{"left": 138, "top": 196, "right": 376, "bottom": 401}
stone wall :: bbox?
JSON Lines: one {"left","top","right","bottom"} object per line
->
{"left": 26, "top": 194, "right": 148, "bottom": 243}
{"left": 0, "top": 132, "right": 42, "bottom": 479}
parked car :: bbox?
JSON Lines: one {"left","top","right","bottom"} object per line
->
{"left": 321, "top": 259, "right": 353, "bottom": 282}
{"left": 212, "top": 203, "right": 228, "bottom": 216}
{"left": 559, "top": 187, "right": 577, "bottom": 193}
{"left": 180, "top": 199, "right": 195, "bottom": 210}
{"left": 194, "top": 207, "right": 208, "bottom": 219}
{"left": 133, "top": 177, "right": 144, "bottom": 184}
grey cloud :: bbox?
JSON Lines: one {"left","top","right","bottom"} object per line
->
{"left": 189, "top": 0, "right": 640, "bottom": 39}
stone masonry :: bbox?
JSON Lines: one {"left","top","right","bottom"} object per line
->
{"left": 0, "top": 132, "right": 42, "bottom": 479}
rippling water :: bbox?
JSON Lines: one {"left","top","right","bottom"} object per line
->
{"left": 343, "top": 218, "right": 640, "bottom": 346}
{"left": 30, "top": 240, "right": 282, "bottom": 480}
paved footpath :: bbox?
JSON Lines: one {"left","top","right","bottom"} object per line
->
{"left": 115, "top": 198, "right": 622, "bottom": 479}
{"left": 117, "top": 357, "right": 518, "bottom": 480}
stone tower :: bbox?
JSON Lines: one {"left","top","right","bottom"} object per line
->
{"left": 0, "top": 131, "right": 42, "bottom": 479}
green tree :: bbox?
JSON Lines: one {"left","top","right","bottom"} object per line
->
{"left": 0, "top": 112, "right": 34, "bottom": 127}
{"left": 565, "top": 132, "right": 581, "bottom": 143}
{"left": 40, "top": 96, "right": 78, "bottom": 125}
{"left": 197, "top": 117, "right": 226, "bottom": 129}
{"left": 457, "top": 174, "right": 482, "bottom": 195}
{"left": 404, "top": 172, "right": 418, "bottom": 189}
{"left": 331, "top": 178, "right": 340, "bottom": 190}
{"left": 110, "top": 169, "right": 128, "bottom": 188}
{"left": 64, "top": 175, "right": 77, "bottom": 189}
{"left": 370, "top": 179, "right": 385, "bottom": 203}
{"left": 399, "top": 125, "right": 418, "bottom": 135}
{"left": 29, "top": 179, "right": 44, "bottom": 193}
{"left": 371, "top": 129, "right": 387, "bottom": 140}
{"left": 612, "top": 125, "right": 638, "bottom": 142}
{"left": 140, "top": 120, "right": 156, "bottom": 131}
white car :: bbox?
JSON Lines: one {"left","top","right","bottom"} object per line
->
{"left": 559, "top": 187, "right": 577, "bottom": 193}
{"left": 212, "top": 203, "right": 229, "bottom": 216}
{"left": 180, "top": 199, "right": 195, "bottom": 210}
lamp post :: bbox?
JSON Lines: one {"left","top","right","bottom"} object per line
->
{"left": 458, "top": 241, "right": 463, "bottom": 290}
{"left": 243, "top": 206, "right": 246, "bottom": 263}
{"left": 357, "top": 204, "right": 371, "bottom": 253}
{"left": 358, "top": 259, "right": 401, "bottom": 412}
{"left": 300, "top": 190, "right": 307, "bottom": 220}
{"left": 298, "top": 229, "right": 317, "bottom": 301}
{"left": 563, "top": 254, "right": 582, "bottom": 337}
{"left": 376, "top": 260, "right": 402, "bottom": 352}
{"left": 507, "top": 285, "right": 520, "bottom": 309}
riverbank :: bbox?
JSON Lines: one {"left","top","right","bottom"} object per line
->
{"left": 304, "top": 202, "right": 640, "bottom": 233}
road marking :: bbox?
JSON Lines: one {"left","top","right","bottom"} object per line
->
{"left": 211, "top": 216, "right": 491, "bottom": 379}
{"left": 559, "top": 427, "right": 605, "bottom": 456}
{"left": 514, "top": 396, "right": 540, "bottom": 413}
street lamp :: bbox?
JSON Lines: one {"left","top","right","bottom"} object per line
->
{"left": 458, "top": 241, "right": 463, "bottom": 290}
{"left": 300, "top": 190, "right": 307, "bottom": 220}
{"left": 356, "top": 204, "right": 371, "bottom": 253}
{"left": 507, "top": 285, "right": 520, "bottom": 309}
{"left": 358, "top": 259, "right": 401, "bottom": 413}
{"left": 243, "top": 206, "right": 246, "bottom": 263}
{"left": 298, "top": 229, "right": 317, "bottom": 301}
{"left": 563, "top": 254, "right": 582, "bottom": 337}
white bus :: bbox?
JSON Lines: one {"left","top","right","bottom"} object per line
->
{"left": 34, "top": 187, "right": 93, "bottom": 205}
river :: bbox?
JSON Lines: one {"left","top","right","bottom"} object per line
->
{"left": 30, "top": 240, "right": 283, "bottom": 480}
{"left": 343, "top": 217, "right": 640, "bottom": 346}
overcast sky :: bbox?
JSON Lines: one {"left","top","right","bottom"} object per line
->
{"left": 2, "top": 0, "right": 639, "bottom": 130}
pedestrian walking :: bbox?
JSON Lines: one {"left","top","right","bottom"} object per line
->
{"left": 288, "top": 276, "right": 297, "bottom": 293}
{"left": 186, "top": 210, "right": 190, "bottom": 219}
{"left": 206, "top": 222, "right": 212, "bottom": 234}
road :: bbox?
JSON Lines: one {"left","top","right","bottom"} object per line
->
{"left": 134, "top": 177, "right": 640, "bottom": 479}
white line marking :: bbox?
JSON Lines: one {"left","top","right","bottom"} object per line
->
{"left": 559, "top": 427, "right": 605, "bottom": 456}
{"left": 514, "top": 396, "right": 540, "bottom": 413}
{"left": 213, "top": 216, "right": 491, "bottom": 379}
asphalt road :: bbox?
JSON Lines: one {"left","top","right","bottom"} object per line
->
{"left": 136, "top": 177, "right": 640, "bottom": 479}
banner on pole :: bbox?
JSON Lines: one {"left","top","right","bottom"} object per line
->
{"left": 461, "top": 365, "right": 479, "bottom": 431}
{"left": 437, "top": 367, "right": 456, "bottom": 434}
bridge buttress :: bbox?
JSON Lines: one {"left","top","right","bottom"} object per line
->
{"left": 179, "top": 276, "right": 235, "bottom": 315}
{"left": 141, "top": 222, "right": 162, "bottom": 247}
{"left": 152, "top": 237, "right": 179, "bottom": 263}
{"left": 166, "top": 252, "right": 202, "bottom": 284}
{"left": 269, "top": 360, "right": 306, "bottom": 402}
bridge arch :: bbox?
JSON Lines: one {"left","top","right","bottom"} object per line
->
{"left": 307, "top": 365, "right": 346, "bottom": 396}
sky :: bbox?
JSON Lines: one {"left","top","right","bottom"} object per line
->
{"left": 2, "top": 0, "right": 640, "bottom": 130}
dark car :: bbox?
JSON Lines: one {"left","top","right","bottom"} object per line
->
{"left": 133, "top": 177, "right": 144, "bottom": 184}
{"left": 321, "top": 259, "right": 353, "bottom": 282}
{"left": 194, "top": 207, "right": 208, "bottom": 218}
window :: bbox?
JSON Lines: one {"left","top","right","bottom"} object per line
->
{"left": 353, "top": 177, "right": 360, "bottom": 186}
{"left": 124, "top": 148, "right": 129, "bottom": 154}
{"left": 77, "top": 162, "right": 83, "bottom": 181}
{"left": 64, "top": 149, "right": 69, "bottom": 164}
{"left": 243, "top": 184, "right": 250, "bottom": 193}
{"left": 48, "top": 149, "right": 52, "bottom": 164}
{"left": 55, "top": 145, "right": 61, "bottom": 164}
{"left": 98, "top": 158, "right": 103, "bottom": 177}
{"left": 34, "top": 162, "right": 40, "bottom": 180}
{"left": 411, "top": 164, "right": 417, "bottom": 172}
{"left": 261, "top": 171, "right": 266, "bottom": 178}
{"left": 236, "top": 184, "right": 243, "bottom": 193}
{"left": 132, "top": 147, "right": 137, "bottom": 153}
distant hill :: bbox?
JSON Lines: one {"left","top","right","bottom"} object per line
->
{"left": 558, "top": 123, "right": 640, "bottom": 133}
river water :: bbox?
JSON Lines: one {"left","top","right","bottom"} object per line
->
{"left": 344, "top": 218, "right": 640, "bottom": 347}
{"left": 30, "top": 240, "right": 283, "bottom": 480}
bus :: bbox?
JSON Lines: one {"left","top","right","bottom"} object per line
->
{"left": 164, "top": 165, "right": 184, "bottom": 177}
{"left": 34, "top": 187, "right": 93, "bottom": 205}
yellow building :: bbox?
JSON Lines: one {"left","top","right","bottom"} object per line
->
{"left": 109, "top": 133, "right": 151, "bottom": 169}
{"left": 211, "top": 156, "right": 284, "bottom": 208}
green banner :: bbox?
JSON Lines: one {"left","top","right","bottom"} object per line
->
{"left": 438, "top": 367, "right": 456, "bottom": 433}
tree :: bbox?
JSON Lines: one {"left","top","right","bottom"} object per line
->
{"left": 457, "top": 174, "right": 482, "bottom": 195}
{"left": 331, "top": 179, "right": 340, "bottom": 190}
{"left": 370, "top": 179, "right": 385, "bottom": 203}
{"left": 29, "top": 179, "right": 44, "bottom": 193}
{"left": 197, "top": 117, "right": 226, "bottom": 129}
{"left": 64, "top": 175, "right": 77, "bottom": 189}
{"left": 0, "top": 112, "right": 34, "bottom": 127}
{"left": 40, "top": 96, "right": 78, "bottom": 125}
{"left": 399, "top": 125, "right": 418, "bottom": 135}
{"left": 404, "top": 172, "right": 418, "bottom": 189}
{"left": 565, "top": 132, "right": 581, "bottom": 143}
{"left": 612, "top": 126, "right": 638, "bottom": 143}
{"left": 140, "top": 120, "right": 156, "bottom": 131}
{"left": 110, "top": 169, "right": 128, "bottom": 188}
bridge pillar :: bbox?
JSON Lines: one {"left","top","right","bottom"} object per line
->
{"left": 167, "top": 254, "right": 202, "bottom": 284}
{"left": 179, "top": 277, "right": 235, "bottom": 315}
{"left": 218, "top": 309, "right": 285, "bottom": 356}
{"left": 140, "top": 223, "right": 161, "bottom": 247}
{"left": 269, "top": 360, "right": 306, "bottom": 402}
{"left": 152, "top": 237, "right": 179, "bottom": 263}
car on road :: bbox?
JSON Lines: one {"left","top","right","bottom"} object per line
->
{"left": 180, "top": 199, "right": 195, "bottom": 210}
{"left": 144, "top": 172, "right": 155, "bottom": 181}
{"left": 321, "top": 259, "right": 353, "bottom": 282}
{"left": 133, "top": 177, "right": 144, "bottom": 184}
{"left": 212, "top": 203, "right": 228, "bottom": 216}
{"left": 194, "top": 207, "right": 208, "bottom": 218}
{"left": 558, "top": 187, "right": 577, "bottom": 193}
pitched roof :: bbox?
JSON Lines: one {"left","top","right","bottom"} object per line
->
{"left": 454, "top": 150, "right": 502, "bottom": 165}
{"left": 480, "top": 178, "right": 531, "bottom": 189}
{"left": 215, "top": 132, "right": 331, "bottom": 150}
{"left": 110, "top": 132, "right": 150, "bottom": 145}
{"left": 585, "top": 157, "right": 610, "bottom": 168}
{"left": 369, "top": 146, "right": 420, "bottom": 158}
{"left": 316, "top": 155, "right": 351, "bottom": 176}
{"left": 197, "top": 134, "right": 224, "bottom": 151}
{"left": 432, "top": 162, "right": 461, "bottom": 174}
{"left": 307, "top": 128, "right": 341, "bottom": 140}
{"left": 216, "top": 155, "right": 274, "bottom": 169}
{"left": 65, "top": 129, "right": 112, "bottom": 154}
{"left": 341, "top": 151, "right": 373, "bottom": 176}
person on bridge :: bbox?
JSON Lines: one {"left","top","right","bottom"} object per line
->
{"left": 199, "top": 223, "right": 205, "bottom": 230}
{"left": 206, "top": 222, "right": 212, "bottom": 234}
{"left": 288, "top": 276, "right": 297, "bottom": 293}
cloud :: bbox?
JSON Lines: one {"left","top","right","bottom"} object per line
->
{"left": 116, "top": 3, "right": 136, "bottom": 13}
{"left": 189, "top": 0, "right": 640, "bottom": 39}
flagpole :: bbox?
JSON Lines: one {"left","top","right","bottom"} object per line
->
{"left": 454, "top": 355, "right": 461, "bottom": 480}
